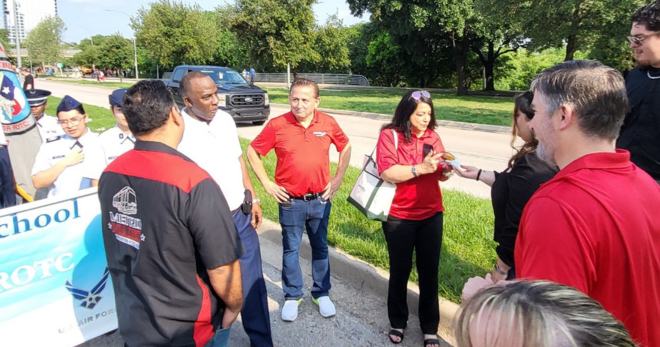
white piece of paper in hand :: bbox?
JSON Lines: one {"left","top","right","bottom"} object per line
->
{"left": 446, "top": 159, "right": 461, "bottom": 170}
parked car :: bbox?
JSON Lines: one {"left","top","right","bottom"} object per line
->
{"left": 164, "top": 65, "right": 270, "bottom": 125}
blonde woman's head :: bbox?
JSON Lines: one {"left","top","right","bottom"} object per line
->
{"left": 454, "top": 280, "right": 636, "bottom": 347}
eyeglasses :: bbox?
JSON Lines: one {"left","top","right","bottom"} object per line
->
{"left": 411, "top": 90, "right": 431, "bottom": 101}
{"left": 57, "top": 117, "right": 84, "bottom": 126}
{"left": 627, "top": 32, "right": 659, "bottom": 45}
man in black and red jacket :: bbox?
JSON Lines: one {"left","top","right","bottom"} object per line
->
{"left": 98, "top": 80, "right": 243, "bottom": 347}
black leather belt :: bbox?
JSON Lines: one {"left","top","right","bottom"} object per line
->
{"left": 290, "top": 193, "right": 321, "bottom": 201}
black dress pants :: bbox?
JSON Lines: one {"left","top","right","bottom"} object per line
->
{"left": 382, "top": 212, "right": 443, "bottom": 334}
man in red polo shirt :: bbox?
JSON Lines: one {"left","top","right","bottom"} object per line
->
{"left": 247, "top": 78, "right": 351, "bottom": 322}
{"left": 515, "top": 60, "right": 660, "bottom": 347}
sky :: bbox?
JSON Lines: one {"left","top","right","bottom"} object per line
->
{"left": 55, "top": 0, "right": 369, "bottom": 44}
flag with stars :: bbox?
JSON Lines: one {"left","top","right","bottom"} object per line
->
{"left": 0, "top": 69, "right": 30, "bottom": 124}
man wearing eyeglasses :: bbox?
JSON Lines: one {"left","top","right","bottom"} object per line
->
{"left": 617, "top": 1, "right": 660, "bottom": 183}
{"left": 31, "top": 95, "right": 105, "bottom": 198}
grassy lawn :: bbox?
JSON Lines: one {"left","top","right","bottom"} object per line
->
{"left": 46, "top": 78, "right": 514, "bottom": 127}
{"left": 265, "top": 87, "right": 514, "bottom": 126}
{"left": 46, "top": 95, "right": 496, "bottom": 303}
{"left": 46, "top": 77, "right": 134, "bottom": 90}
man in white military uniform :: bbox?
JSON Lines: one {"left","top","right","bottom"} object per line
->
{"left": 26, "top": 89, "right": 64, "bottom": 142}
{"left": 99, "top": 88, "right": 134, "bottom": 164}
{"left": 178, "top": 72, "right": 273, "bottom": 347}
{"left": 31, "top": 95, "right": 105, "bottom": 198}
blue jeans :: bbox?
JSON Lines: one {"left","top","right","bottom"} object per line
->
{"left": 279, "top": 198, "right": 332, "bottom": 300}
{"left": 205, "top": 327, "right": 230, "bottom": 347}
{"left": 232, "top": 209, "right": 273, "bottom": 347}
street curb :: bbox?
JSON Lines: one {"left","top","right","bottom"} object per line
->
{"left": 271, "top": 103, "right": 510, "bottom": 134}
{"left": 256, "top": 218, "right": 460, "bottom": 336}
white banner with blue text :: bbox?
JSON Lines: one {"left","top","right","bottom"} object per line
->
{"left": 0, "top": 188, "right": 117, "bottom": 346}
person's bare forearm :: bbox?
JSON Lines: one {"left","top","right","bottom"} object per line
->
{"left": 239, "top": 156, "right": 256, "bottom": 196}
{"left": 207, "top": 259, "right": 243, "bottom": 326}
{"left": 32, "top": 161, "right": 67, "bottom": 188}
{"left": 333, "top": 144, "right": 351, "bottom": 182}
{"left": 246, "top": 145, "right": 272, "bottom": 186}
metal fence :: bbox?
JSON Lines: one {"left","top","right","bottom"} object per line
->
{"left": 254, "top": 73, "right": 369, "bottom": 86}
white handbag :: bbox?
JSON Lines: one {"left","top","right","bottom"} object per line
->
{"left": 347, "top": 129, "right": 398, "bottom": 222}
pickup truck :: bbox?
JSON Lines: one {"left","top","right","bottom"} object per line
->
{"left": 165, "top": 65, "right": 270, "bottom": 125}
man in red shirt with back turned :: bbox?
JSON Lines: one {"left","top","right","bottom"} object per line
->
{"left": 247, "top": 78, "right": 351, "bottom": 322}
{"left": 515, "top": 60, "right": 660, "bottom": 347}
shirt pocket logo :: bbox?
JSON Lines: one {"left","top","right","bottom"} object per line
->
{"left": 313, "top": 131, "right": 327, "bottom": 137}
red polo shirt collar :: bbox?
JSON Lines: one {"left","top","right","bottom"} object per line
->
{"left": 283, "top": 110, "right": 320, "bottom": 128}
{"left": 554, "top": 149, "right": 632, "bottom": 181}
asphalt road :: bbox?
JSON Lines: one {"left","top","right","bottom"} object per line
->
{"left": 38, "top": 79, "right": 518, "bottom": 199}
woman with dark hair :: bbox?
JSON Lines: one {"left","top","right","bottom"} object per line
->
{"left": 376, "top": 90, "right": 452, "bottom": 347}
{"left": 456, "top": 92, "right": 556, "bottom": 282}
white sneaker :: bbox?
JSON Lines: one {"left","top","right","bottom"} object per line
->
{"left": 281, "top": 299, "right": 302, "bottom": 322}
{"left": 312, "top": 296, "right": 336, "bottom": 318}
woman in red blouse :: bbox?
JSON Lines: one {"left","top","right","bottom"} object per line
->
{"left": 376, "top": 90, "right": 452, "bottom": 347}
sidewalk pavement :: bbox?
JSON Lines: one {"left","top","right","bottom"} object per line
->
{"left": 81, "top": 219, "right": 459, "bottom": 347}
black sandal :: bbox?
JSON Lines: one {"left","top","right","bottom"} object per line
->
{"left": 423, "top": 338, "right": 440, "bottom": 347}
{"left": 388, "top": 329, "right": 404, "bottom": 344}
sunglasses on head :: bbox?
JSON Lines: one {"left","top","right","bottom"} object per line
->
{"left": 411, "top": 90, "right": 431, "bottom": 101}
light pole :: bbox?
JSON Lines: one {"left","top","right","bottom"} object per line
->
{"left": 13, "top": 0, "right": 22, "bottom": 68}
{"left": 132, "top": 37, "right": 138, "bottom": 79}
{"left": 104, "top": 9, "right": 138, "bottom": 79}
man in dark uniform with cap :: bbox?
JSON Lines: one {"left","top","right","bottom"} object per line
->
{"left": 0, "top": 126, "right": 16, "bottom": 207}
{"left": 99, "top": 88, "right": 134, "bottom": 164}
{"left": 31, "top": 95, "right": 105, "bottom": 198}
{"left": 26, "top": 89, "right": 64, "bottom": 143}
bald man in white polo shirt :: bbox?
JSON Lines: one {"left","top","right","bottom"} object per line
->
{"left": 178, "top": 72, "right": 272, "bottom": 347}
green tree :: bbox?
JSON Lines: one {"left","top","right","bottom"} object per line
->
{"left": 470, "top": 0, "right": 526, "bottom": 91}
{"left": 96, "top": 34, "right": 134, "bottom": 81}
{"left": 587, "top": 1, "right": 643, "bottom": 72}
{"left": 0, "top": 29, "right": 10, "bottom": 51}
{"left": 71, "top": 35, "right": 107, "bottom": 68}
{"left": 510, "top": 0, "right": 645, "bottom": 61}
{"left": 131, "top": 0, "right": 220, "bottom": 71}
{"left": 348, "top": 0, "right": 473, "bottom": 92}
{"left": 24, "top": 16, "right": 65, "bottom": 68}
{"left": 365, "top": 31, "right": 404, "bottom": 86}
{"left": 494, "top": 48, "right": 580, "bottom": 90}
{"left": 231, "top": 0, "right": 320, "bottom": 72}
{"left": 346, "top": 23, "right": 372, "bottom": 76}
{"left": 212, "top": 7, "right": 249, "bottom": 69}
{"left": 312, "top": 15, "right": 352, "bottom": 73}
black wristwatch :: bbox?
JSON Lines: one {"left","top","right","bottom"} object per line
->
{"left": 411, "top": 165, "right": 418, "bottom": 177}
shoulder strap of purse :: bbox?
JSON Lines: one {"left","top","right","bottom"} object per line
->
{"left": 391, "top": 129, "right": 398, "bottom": 150}
{"left": 371, "top": 128, "right": 399, "bottom": 158}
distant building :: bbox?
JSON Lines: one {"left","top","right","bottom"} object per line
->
{"left": 3, "top": 0, "right": 59, "bottom": 46}
{"left": 8, "top": 11, "right": 24, "bottom": 45}
{"left": 1, "top": 0, "right": 8, "bottom": 32}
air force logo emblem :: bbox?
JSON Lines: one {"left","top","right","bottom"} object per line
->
{"left": 65, "top": 268, "right": 110, "bottom": 309}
